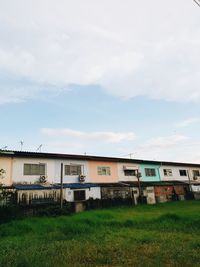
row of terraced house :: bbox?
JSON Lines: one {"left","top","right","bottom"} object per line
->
{"left": 0, "top": 150, "right": 200, "bottom": 208}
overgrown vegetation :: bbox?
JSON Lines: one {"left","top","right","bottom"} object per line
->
{"left": 0, "top": 201, "right": 200, "bottom": 267}
{"left": 0, "top": 204, "right": 72, "bottom": 223}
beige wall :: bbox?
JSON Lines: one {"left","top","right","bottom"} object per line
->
{"left": 0, "top": 157, "right": 13, "bottom": 186}
{"left": 88, "top": 161, "right": 118, "bottom": 183}
{"left": 118, "top": 163, "right": 139, "bottom": 182}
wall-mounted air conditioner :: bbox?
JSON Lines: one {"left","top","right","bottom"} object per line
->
{"left": 79, "top": 175, "right": 86, "bottom": 183}
{"left": 39, "top": 175, "right": 47, "bottom": 183}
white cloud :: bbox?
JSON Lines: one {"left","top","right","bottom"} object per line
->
{"left": 128, "top": 134, "right": 200, "bottom": 163}
{"left": 43, "top": 141, "right": 85, "bottom": 155}
{"left": 0, "top": 1, "right": 200, "bottom": 103}
{"left": 41, "top": 132, "right": 200, "bottom": 163}
{"left": 138, "top": 135, "right": 189, "bottom": 150}
{"left": 176, "top": 118, "right": 200, "bottom": 127}
{"left": 41, "top": 128, "right": 136, "bottom": 143}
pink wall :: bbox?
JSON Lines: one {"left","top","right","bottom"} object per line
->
{"left": 88, "top": 161, "right": 118, "bottom": 183}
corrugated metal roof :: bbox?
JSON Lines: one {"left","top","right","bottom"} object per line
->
{"left": 14, "top": 184, "right": 55, "bottom": 190}
{"left": 13, "top": 183, "right": 99, "bottom": 190}
{"left": 98, "top": 183, "right": 130, "bottom": 187}
{"left": 121, "top": 181, "right": 186, "bottom": 187}
{"left": 0, "top": 150, "right": 200, "bottom": 167}
{"left": 57, "top": 183, "right": 99, "bottom": 189}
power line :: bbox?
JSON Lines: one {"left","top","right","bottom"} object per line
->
{"left": 193, "top": 0, "right": 200, "bottom": 7}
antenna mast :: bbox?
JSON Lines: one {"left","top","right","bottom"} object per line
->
{"left": 20, "top": 141, "right": 24, "bottom": 151}
{"left": 36, "top": 144, "right": 42, "bottom": 152}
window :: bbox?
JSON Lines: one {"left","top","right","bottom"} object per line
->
{"left": 24, "top": 163, "right": 45, "bottom": 175}
{"left": 179, "top": 170, "right": 187, "bottom": 176}
{"left": 65, "top": 165, "right": 82, "bottom": 175}
{"left": 74, "top": 190, "right": 86, "bottom": 201}
{"left": 124, "top": 169, "right": 136, "bottom": 176}
{"left": 145, "top": 168, "right": 156, "bottom": 176}
{"left": 193, "top": 170, "right": 200, "bottom": 177}
{"left": 163, "top": 169, "right": 173, "bottom": 176}
{"left": 97, "top": 166, "right": 111, "bottom": 175}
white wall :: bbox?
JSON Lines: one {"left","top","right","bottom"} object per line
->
{"left": 131, "top": 187, "right": 139, "bottom": 205}
{"left": 191, "top": 185, "right": 200, "bottom": 192}
{"left": 12, "top": 157, "right": 55, "bottom": 184}
{"left": 53, "top": 159, "right": 89, "bottom": 183}
{"left": 64, "top": 187, "right": 101, "bottom": 202}
{"left": 118, "top": 163, "right": 139, "bottom": 182}
{"left": 188, "top": 167, "right": 200, "bottom": 182}
{"left": 12, "top": 157, "right": 89, "bottom": 184}
{"left": 143, "top": 186, "right": 156, "bottom": 204}
{"left": 160, "top": 165, "right": 192, "bottom": 181}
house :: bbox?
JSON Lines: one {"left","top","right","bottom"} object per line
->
{"left": 11, "top": 153, "right": 89, "bottom": 185}
{"left": 159, "top": 164, "right": 200, "bottom": 182}
{"left": 0, "top": 151, "right": 13, "bottom": 186}
{"left": 139, "top": 163, "right": 161, "bottom": 182}
{"left": 1, "top": 150, "right": 200, "bottom": 207}
{"left": 118, "top": 162, "right": 139, "bottom": 182}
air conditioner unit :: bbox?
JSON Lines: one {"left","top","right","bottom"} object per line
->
{"left": 39, "top": 175, "right": 47, "bottom": 183}
{"left": 79, "top": 175, "right": 86, "bottom": 183}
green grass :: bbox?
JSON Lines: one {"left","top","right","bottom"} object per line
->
{"left": 0, "top": 200, "right": 200, "bottom": 267}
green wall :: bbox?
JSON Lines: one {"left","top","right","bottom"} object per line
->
{"left": 139, "top": 163, "right": 161, "bottom": 182}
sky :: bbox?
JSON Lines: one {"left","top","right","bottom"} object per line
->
{"left": 0, "top": 0, "right": 200, "bottom": 162}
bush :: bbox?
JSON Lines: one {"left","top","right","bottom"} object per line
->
{"left": 35, "top": 205, "right": 72, "bottom": 217}
{"left": 0, "top": 205, "right": 21, "bottom": 223}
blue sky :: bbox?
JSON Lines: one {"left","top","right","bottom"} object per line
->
{"left": 0, "top": 0, "right": 200, "bottom": 162}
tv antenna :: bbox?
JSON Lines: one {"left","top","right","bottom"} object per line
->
{"left": 20, "top": 141, "right": 24, "bottom": 151}
{"left": 36, "top": 144, "right": 42, "bottom": 152}
{"left": 193, "top": 0, "right": 200, "bottom": 7}
{"left": 124, "top": 153, "right": 134, "bottom": 159}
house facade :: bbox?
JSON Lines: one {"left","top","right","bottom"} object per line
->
{"left": 0, "top": 155, "right": 13, "bottom": 186}
{"left": 160, "top": 165, "right": 192, "bottom": 182}
{"left": 118, "top": 162, "right": 139, "bottom": 182}
{"left": 88, "top": 160, "right": 118, "bottom": 183}
{"left": 11, "top": 157, "right": 89, "bottom": 185}
{"left": 1, "top": 150, "right": 200, "bottom": 206}
{"left": 139, "top": 163, "right": 161, "bottom": 182}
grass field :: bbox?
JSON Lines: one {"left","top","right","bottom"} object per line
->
{"left": 0, "top": 200, "right": 200, "bottom": 267}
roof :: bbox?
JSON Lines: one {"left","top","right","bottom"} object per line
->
{"left": 124, "top": 181, "right": 192, "bottom": 187}
{"left": 13, "top": 184, "right": 55, "bottom": 190}
{"left": 98, "top": 182, "right": 131, "bottom": 188}
{"left": 13, "top": 183, "right": 99, "bottom": 190}
{"left": 56, "top": 183, "right": 99, "bottom": 189}
{"left": 0, "top": 150, "right": 200, "bottom": 167}
{"left": 11, "top": 181, "right": 200, "bottom": 190}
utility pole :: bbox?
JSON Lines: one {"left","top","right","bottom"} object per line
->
{"left": 136, "top": 169, "right": 142, "bottom": 203}
{"left": 60, "top": 163, "right": 63, "bottom": 209}
{"left": 187, "top": 170, "right": 192, "bottom": 191}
